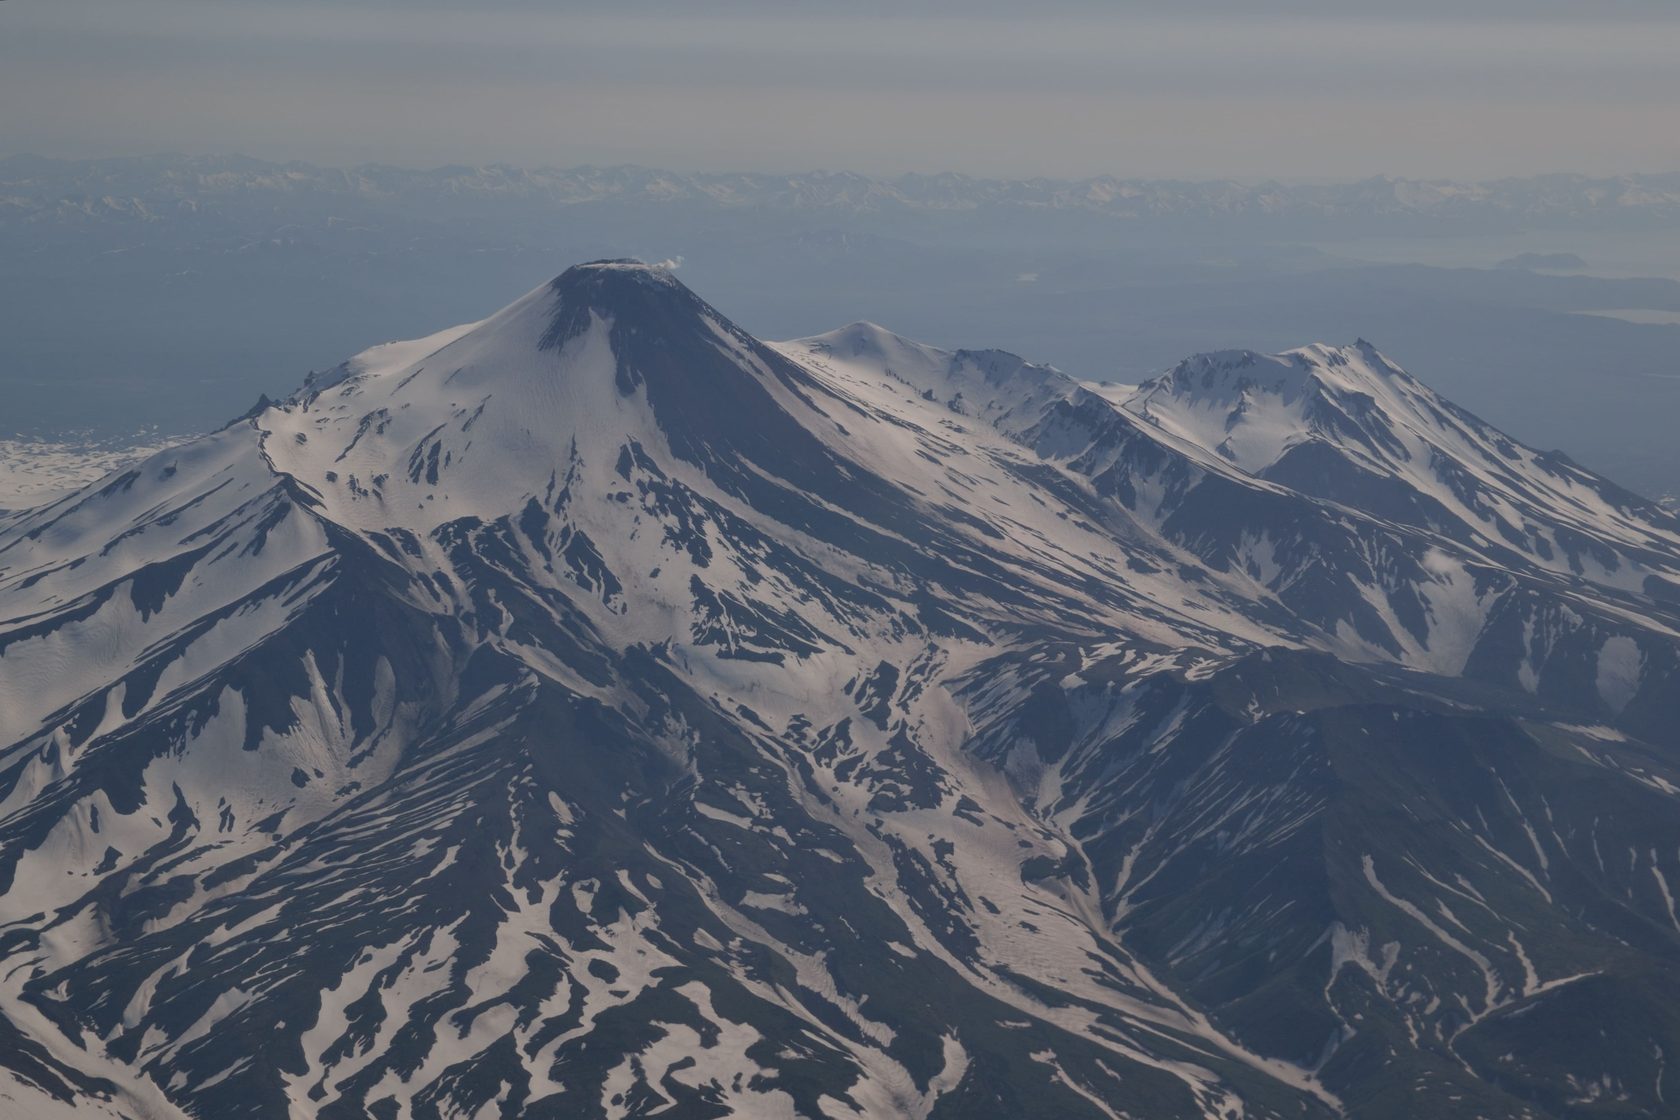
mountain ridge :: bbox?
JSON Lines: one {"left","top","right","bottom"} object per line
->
{"left": 2, "top": 262, "right": 1679, "bottom": 1118}
{"left": 10, "top": 155, "right": 1680, "bottom": 231}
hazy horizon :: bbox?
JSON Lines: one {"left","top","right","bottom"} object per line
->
{"left": 6, "top": 0, "right": 1680, "bottom": 180}
{"left": 7, "top": 9, "right": 1680, "bottom": 1119}
{"left": 9, "top": 149, "right": 1680, "bottom": 187}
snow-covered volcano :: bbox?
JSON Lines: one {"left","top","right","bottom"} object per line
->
{"left": 4, "top": 261, "right": 1680, "bottom": 1120}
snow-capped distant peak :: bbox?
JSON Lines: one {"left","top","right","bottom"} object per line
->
{"left": 794, "top": 320, "right": 955, "bottom": 388}
{"left": 783, "top": 321, "right": 1074, "bottom": 435}
{"left": 7, "top": 263, "right": 1680, "bottom": 1120}
{"left": 1138, "top": 342, "right": 1402, "bottom": 412}
{"left": 1122, "top": 342, "right": 1423, "bottom": 473}
{"left": 1119, "top": 339, "right": 1680, "bottom": 573}
{"left": 803, "top": 320, "right": 948, "bottom": 363}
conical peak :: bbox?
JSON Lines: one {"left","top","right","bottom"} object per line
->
{"left": 546, "top": 259, "right": 691, "bottom": 317}
{"left": 551, "top": 258, "right": 685, "bottom": 292}
{"left": 804, "top": 321, "right": 948, "bottom": 368}
{"left": 539, "top": 259, "right": 714, "bottom": 353}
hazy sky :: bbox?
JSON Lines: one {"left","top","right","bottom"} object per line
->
{"left": 4, "top": 0, "right": 1680, "bottom": 179}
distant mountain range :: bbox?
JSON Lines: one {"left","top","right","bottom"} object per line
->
{"left": 3, "top": 262, "right": 1679, "bottom": 1119}
{"left": 7, "top": 153, "right": 1680, "bottom": 505}
{"left": 7, "top": 154, "right": 1680, "bottom": 232}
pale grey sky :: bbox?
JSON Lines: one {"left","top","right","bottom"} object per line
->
{"left": 4, "top": 0, "right": 1679, "bottom": 179}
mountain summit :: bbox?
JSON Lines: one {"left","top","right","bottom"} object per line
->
{"left": 3, "top": 265, "right": 1680, "bottom": 1119}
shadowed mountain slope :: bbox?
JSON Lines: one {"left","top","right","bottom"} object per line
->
{"left": 3, "top": 261, "right": 1680, "bottom": 1119}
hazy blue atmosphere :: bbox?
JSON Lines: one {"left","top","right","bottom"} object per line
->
{"left": 4, "top": 1, "right": 1680, "bottom": 178}
{"left": 9, "top": 8, "right": 1680, "bottom": 1119}
{"left": 5, "top": 155, "right": 1680, "bottom": 500}
{"left": 5, "top": 0, "right": 1679, "bottom": 504}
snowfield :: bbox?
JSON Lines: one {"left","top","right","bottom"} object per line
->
{"left": 0, "top": 434, "right": 184, "bottom": 510}
{"left": 2, "top": 261, "right": 1680, "bottom": 1120}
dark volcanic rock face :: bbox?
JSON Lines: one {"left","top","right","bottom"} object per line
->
{"left": 3, "top": 262, "right": 1680, "bottom": 1119}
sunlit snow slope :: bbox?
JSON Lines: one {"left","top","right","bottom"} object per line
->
{"left": 4, "top": 261, "right": 1680, "bottom": 1120}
